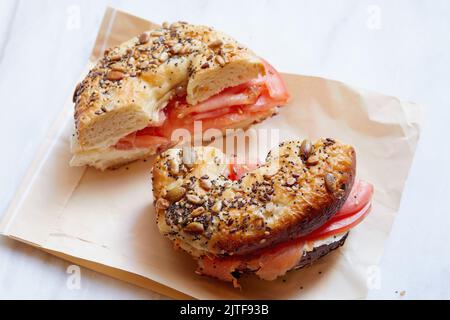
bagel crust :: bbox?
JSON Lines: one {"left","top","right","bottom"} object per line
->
{"left": 72, "top": 22, "right": 265, "bottom": 152}
{"left": 152, "top": 138, "right": 356, "bottom": 258}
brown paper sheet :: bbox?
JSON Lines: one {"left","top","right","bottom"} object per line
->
{"left": 0, "top": 7, "right": 421, "bottom": 299}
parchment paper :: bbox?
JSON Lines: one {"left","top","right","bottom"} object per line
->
{"left": 0, "top": 7, "right": 422, "bottom": 299}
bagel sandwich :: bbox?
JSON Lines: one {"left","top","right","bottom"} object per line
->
{"left": 152, "top": 138, "right": 374, "bottom": 286}
{"left": 70, "top": 22, "right": 289, "bottom": 170}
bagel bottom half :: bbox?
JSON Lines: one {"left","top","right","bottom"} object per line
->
{"left": 197, "top": 231, "right": 349, "bottom": 286}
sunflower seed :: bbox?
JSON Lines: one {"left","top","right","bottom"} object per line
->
{"left": 325, "top": 173, "right": 336, "bottom": 193}
{"left": 155, "top": 198, "right": 170, "bottom": 210}
{"left": 165, "top": 39, "right": 176, "bottom": 47}
{"left": 199, "top": 178, "right": 212, "bottom": 191}
{"left": 300, "top": 139, "right": 312, "bottom": 160}
{"left": 286, "top": 177, "right": 296, "bottom": 186}
{"left": 110, "top": 63, "right": 127, "bottom": 72}
{"left": 150, "top": 30, "right": 164, "bottom": 37}
{"left": 171, "top": 43, "right": 183, "bottom": 54}
{"left": 109, "top": 54, "right": 121, "bottom": 61}
{"left": 208, "top": 39, "right": 223, "bottom": 48}
{"left": 165, "top": 186, "right": 186, "bottom": 202}
{"left": 106, "top": 70, "right": 125, "bottom": 81}
{"left": 138, "top": 32, "right": 149, "bottom": 44}
{"left": 215, "top": 55, "right": 225, "bottom": 66}
{"left": 186, "top": 194, "right": 203, "bottom": 204}
{"left": 159, "top": 51, "right": 169, "bottom": 62}
{"left": 183, "top": 222, "right": 204, "bottom": 234}
{"left": 211, "top": 200, "right": 222, "bottom": 213}
{"left": 306, "top": 155, "right": 319, "bottom": 166}
{"left": 191, "top": 207, "right": 205, "bottom": 217}
{"left": 180, "top": 44, "right": 190, "bottom": 54}
{"left": 152, "top": 52, "right": 161, "bottom": 60}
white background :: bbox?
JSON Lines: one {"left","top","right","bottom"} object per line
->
{"left": 0, "top": 0, "right": 449, "bottom": 299}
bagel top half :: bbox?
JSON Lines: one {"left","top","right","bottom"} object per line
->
{"left": 72, "top": 22, "right": 264, "bottom": 152}
{"left": 152, "top": 138, "right": 356, "bottom": 257}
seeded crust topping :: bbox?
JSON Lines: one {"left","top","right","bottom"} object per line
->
{"left": 152, "top": 138, "right": 356, "bottom": 257}
{"left": 73, "top": 21, "right": 254, "bottom": 136}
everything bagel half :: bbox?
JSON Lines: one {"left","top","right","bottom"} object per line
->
{"left": 152, "top": 139, "right": 374, "bottom": 285}
{"left": 70, "top": 21, "right": 289, "bottom": 170}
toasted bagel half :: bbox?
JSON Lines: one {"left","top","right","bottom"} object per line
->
{"left": 152, "top": 139, "right": 356, "bottom": 262}
{"left": 70, "top": 22, "right": 289, "bottom": 170}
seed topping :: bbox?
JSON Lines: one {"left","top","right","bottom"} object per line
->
{"left": 199, "top": 178, "right": 212, "bottom": 191}
{"left": 325, "top": 173, "right": 337, "bottom": 193}
{"left": 300, "top": 139, "right": 312, "bottom": 160}
{"left": 184, "top": 222, "right": 204, "bottom": 234}
{"left": 138, "top": 32, "right": 149, "bottom": 44}
{"left": 106, "top": 70, "right": 125, "bottom": 81}
{"left": 306, "top": 155, "right": 319, "bottom": 166}
{"left": 156, "top": 198, "right": 170, "bottom": 210}
{"left": 191, "top": 207, "right": 206, "bottom": 217}
{"left": 186, "top": 194, "right": 203, "bottom": 204}
{"left": 165, "top": 186, "right": 186, "bottom": 202}
{"left": 208, "top": 39, "right": 223, "bottom": 48}
{"left": 215, "top": 55, "right": 225, "bottom": 66}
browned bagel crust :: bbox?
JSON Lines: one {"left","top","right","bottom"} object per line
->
{"left": 152, "top": 138, "right": 355, "bottom": 257}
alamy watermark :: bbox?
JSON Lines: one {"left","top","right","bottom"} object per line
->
{"left": 366, "top": 5, "right": 382, "bottom": 30}
{"left": 366, "top": 265, "right": 381, "bottom": 290}
{"left": 171, "top": 120, "right": 282, "bottom": 166}
{"left": 66, "top": 264, "right": 81, "bottom": 290}
{"left": 66, "top": 5, "right": 81, "bottom": 30}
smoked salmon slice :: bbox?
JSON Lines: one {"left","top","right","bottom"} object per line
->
{"left": 114, "top": 60, "right": 289, "bottom": 151}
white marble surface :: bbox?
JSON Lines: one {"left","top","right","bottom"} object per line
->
{"left": 0, "top": 0, "right": 449, "bottom": 299}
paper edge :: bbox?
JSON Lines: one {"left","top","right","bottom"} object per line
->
{"left": 90, "top": 6, "right": 115, "bottom": 61}
{"left": 0, "top": 108, "right": 73, "bottom": 235}
{"left": 282, "top": 72, "right": 424, "bottom": 130}
{"left": 1, "top": 234, "right": 193, "bottom": 300}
